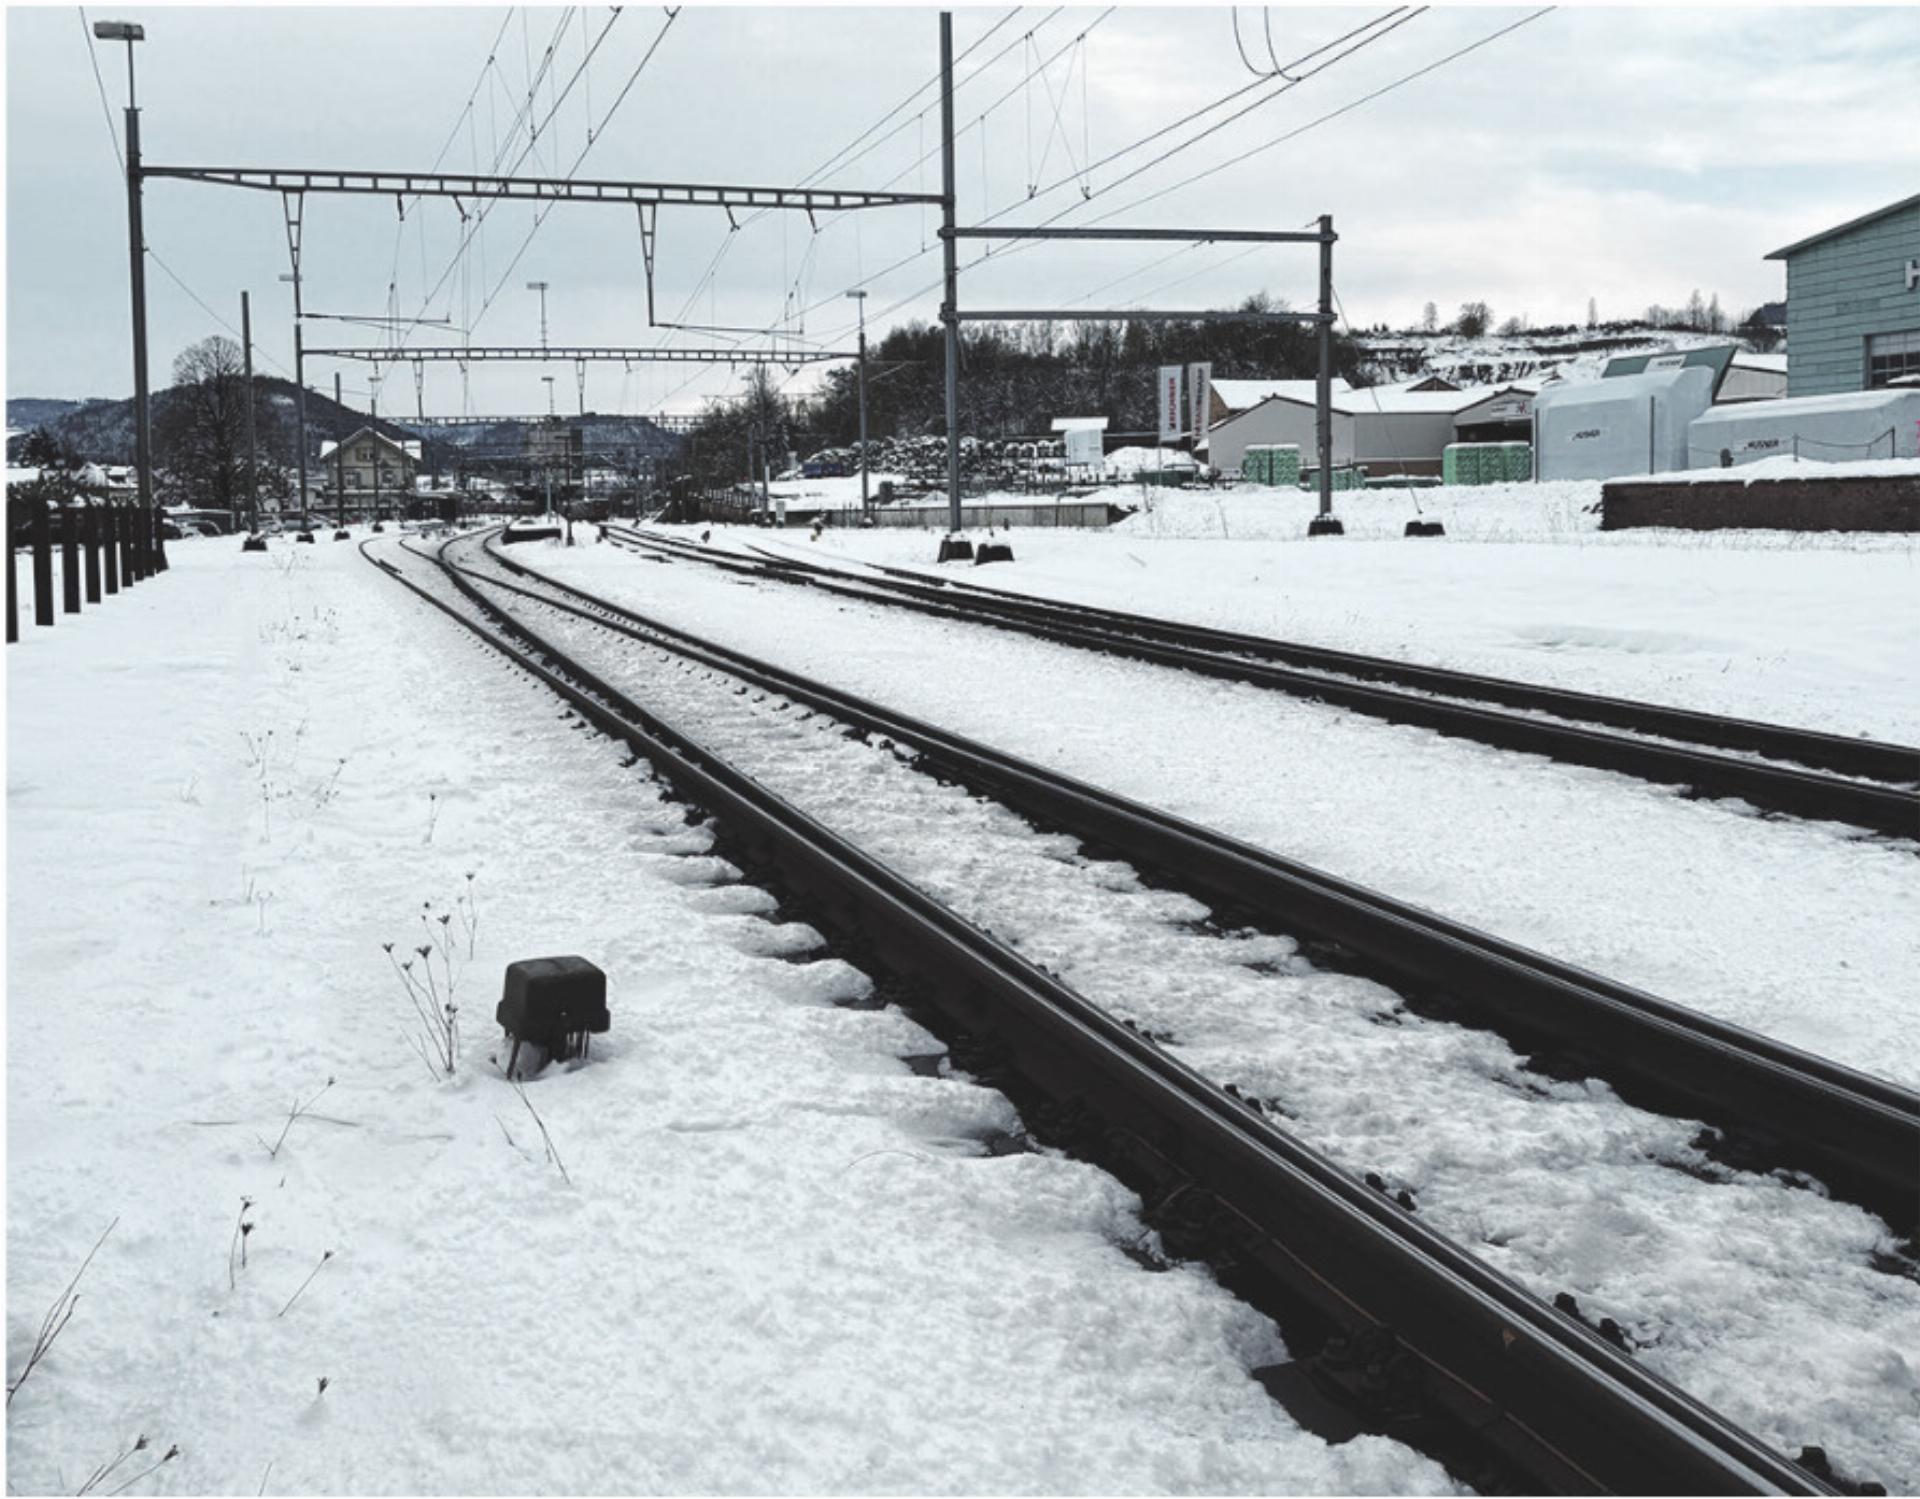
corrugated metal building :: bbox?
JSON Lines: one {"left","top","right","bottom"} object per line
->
{"left": 1206, "top": 384, "right": 1528, "bottom": 477}
{"left": 1765, "top": 195, "right": 1920, "bottom": 396}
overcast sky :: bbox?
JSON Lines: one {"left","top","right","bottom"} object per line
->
{"left": 6, "top": 4, "right": 1917, "bottom": 415}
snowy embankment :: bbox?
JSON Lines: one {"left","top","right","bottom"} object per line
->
{"left": 479, "top": 543, "right": 1920, "bottom": 1489}
{"left": 5, "top": 535, "right": 1450, "bottom": 1495}
{"left": 744, "top": 487, "right": 1920, "bottom": 744}
{"left": 547, "top": 537, "right": 1918, "bottom": 1088}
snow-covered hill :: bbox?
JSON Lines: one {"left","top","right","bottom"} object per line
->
{"left": 1357, "top": 325, "right": 1774, "bottom": 389}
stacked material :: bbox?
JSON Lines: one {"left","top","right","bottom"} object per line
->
{"left": 1303, "top": 465, "right": 1369, "bottom": 492}
{"left": 1443, "top": 442, "right": 1533, "bottom": 486}
{"left": 1242, "top": 444, "right": 1302, "bottom": 487}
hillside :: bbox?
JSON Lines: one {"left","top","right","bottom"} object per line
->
{"left": 13, "top": 380, "right": 685, "bottom": 469}
{"left": 1355, "top": 324, "right": 1775, "bottom": 388}
{"left": 7, "top": 397, "right": 98, "bottom": 430}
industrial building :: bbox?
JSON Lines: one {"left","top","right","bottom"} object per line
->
{"left": 1205, "top": 382, "right": 1535, "bottom": 477}
{"left": 1765, "top": 194, "right": 1920, "bottom": 396}
{"left": 1532, "top": 367, "right": 1717, "bottom": 482}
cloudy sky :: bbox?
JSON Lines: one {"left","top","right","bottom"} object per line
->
{"left": 6, "top": 4, "right": 1916, "bottom": 416}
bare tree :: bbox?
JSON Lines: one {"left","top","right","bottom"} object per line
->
{"left": 1456, "top": 301, "right": 1493, "bottom": 338}
{"left": 1421, "top": 301, "right": 1439, "bottom": 334}
{"left": 154, "top": 335, "right": 249, "bottom": 514}
{"left": 1586, "top": 297, "right": 1599, "bottom": 329}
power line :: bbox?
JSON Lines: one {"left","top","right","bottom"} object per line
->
{"left": 810, "top": 6, "right": 1543, "bottom": 350}
{"left": 474, "top": 8, "right": 683, "bottom": 319}
{"left": 77, "top": 8, "right": 123, "bottom": 170}
{"left": 1090, "top": 8, "right": 1554, "bottom": 223}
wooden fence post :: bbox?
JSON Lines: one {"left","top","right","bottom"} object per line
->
{"left": 6, "top": 499, "right": 17, "bottom": 644}
{"left": 62, "top": 508, "right": 81, "bottom": 614}
{"left": 103, "top": 506, "right": 121, "bottom": 595}
{"left": 33, "top": 499, "right": 55, "bottom": 627}
{"left": 83, "top": 506, "right": 102, "bottom": 603}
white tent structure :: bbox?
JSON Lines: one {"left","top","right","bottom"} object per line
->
{"left": 1533, "top": 367, "right": 1717, "bottom": 481}
{"left": 1686, "top": 388, "right": 1920, "bottom": 467}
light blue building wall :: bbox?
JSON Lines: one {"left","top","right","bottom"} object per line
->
{"left": 1767, "top": 196, "right": 1920, "bottom": 397}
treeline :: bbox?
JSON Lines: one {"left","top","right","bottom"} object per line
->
{"left": 680, "top": 293, "right": 1368, "bottom": 485}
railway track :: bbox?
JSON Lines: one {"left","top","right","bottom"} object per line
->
{"left": 365, "top": 529, "right": 1911, "bottom": 1495}
{"left": 607, "top": 524, "right": 1920, "bottom": 840}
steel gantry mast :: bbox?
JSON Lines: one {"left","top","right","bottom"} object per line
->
{"left": 933, "top": 13, "right": 1344, "bottom": 538}
{"left": 139, "top": 153, "right": 940, "bottom": 511}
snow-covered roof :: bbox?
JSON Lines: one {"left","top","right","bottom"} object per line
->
{"left": 1691, "top": 388, "right": 1918, "bottom": 421}
{"left": 1234, "top": 385, "right": 1503, "bottom": 418}
{"left": 1340, "top": 386, "right": 1496, "bottom": 415}
{"left": 1210, "top": 377, "right": 1352, "bottom": 412}
{"left": 1730, "top": 352, "right": 1788, "bottom": 374}
{"left": 319, "top": 429, "right": 422, "bottom": 461}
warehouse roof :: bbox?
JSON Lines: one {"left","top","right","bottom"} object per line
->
{"left": 1210, "top": 377, "right": 1352, "bottom": 412}
{"left": 1765, "top": 194, "right": 1920, "bottom": 260}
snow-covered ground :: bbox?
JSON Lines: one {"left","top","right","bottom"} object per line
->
{"left": 459, "top": 538, "right": 1920, "bottom": 1489}
{"left": 742, "top": 489, "right": 1920, "bottom": 744}
{"left": 538, "top": 534, "right": 1917, "bottom": 1088}
{"left": 1616, "top": 455, "right": 1920, "bottom": 486}
{"left": 6, "top": 535, "right": 1453, "bottom": 1495}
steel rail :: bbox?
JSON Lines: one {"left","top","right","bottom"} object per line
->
{"left": 611, "top": 527, "right": 1920, "bottom": 837}
{"left": 363, "top": 530, "right": 1834, "bottom": 1494}
{"left": 796, "top": 544, "right": 1920, "bottom": 786}
{"left": 464, "top": 534, "right": 1920, "bottom": 1231}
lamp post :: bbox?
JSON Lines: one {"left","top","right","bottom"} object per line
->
{"left": 95, "top": 18, "right": 162, "bottom": 576}
{"left": 526, "top": 281, "right": 550, "bottom": 351}
{"left": 846, "top": 289, "right": 870, "bottom": 515}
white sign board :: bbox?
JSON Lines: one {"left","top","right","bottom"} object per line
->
{"left": 1158, "top": 365, "right": 1185, "bottom": 442}
{"left": 1187, "top": 362, "right": 1212, "bottom": 443}
{"left": 1064, "top": 427, "right": 1103, "bottom": 468}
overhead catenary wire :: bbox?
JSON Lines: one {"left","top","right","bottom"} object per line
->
{"left": 806, "top": 5, "right": 1547, "bottom": 355}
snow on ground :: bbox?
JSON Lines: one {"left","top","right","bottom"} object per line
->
{"left": 5, "top": 534, "right": 1453, "bottom": 1495}
{"left": 1617, "top": 455, "right": 1920, "bottom": 486}
{"left": 470, "top": 547, "right": 1920, "bottom": 1489}
{"left": 535, "top": 536, "right": 1918, "bottom": 1089}
{"left": 742, "top": 495, "right": 1920, "bottom": 744}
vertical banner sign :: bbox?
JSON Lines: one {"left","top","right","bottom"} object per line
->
{"left": 1188, "top": 362, "right": 1212, "bottom": 446}
{"left": 1158, "top": 365, "right": 1185, "bottom": 443}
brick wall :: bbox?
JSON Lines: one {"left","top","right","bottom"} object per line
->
{"left": 1602, "top": 474, "right": 1920, "bottom": 532}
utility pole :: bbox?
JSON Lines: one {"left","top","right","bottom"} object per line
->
{"left": 98, "top": 19, "right": 161, "bottom": 577}
{"left": 333, "top": 372, "right": 346, "bottom": 518}
{"left": 938, "top": 11, "right": 962, "bottom": 535}
{"left": 241, "top": 289, "right": 258, "bottom": 533}
{"left": 846, "top": 288, "right": 870, "bottom": 515}
{"left": 1310, "top": 212, "right": 1341, "bottom": 535}
{"left": 370, "top": 373, "right": 383, "bottom": 525}
{"left": 281, "top": 253, "right": 309, "bottom": 530}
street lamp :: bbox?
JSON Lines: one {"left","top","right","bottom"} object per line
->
{"left": 845, "top": 289, "right": 870, "bottom": 515}
{"left": 526, "top": 281, "right": 550, "bottom": 351}
{"left": 97, "top": 19, "right": 163, "bottom": 575}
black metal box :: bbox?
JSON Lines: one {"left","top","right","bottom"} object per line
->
{"left": 497, "top": 956, "right": 609, "bottom": 1065}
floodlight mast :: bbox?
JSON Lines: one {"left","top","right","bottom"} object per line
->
{"left": 97, "top": 18, "right": 163, "bottom": 573}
